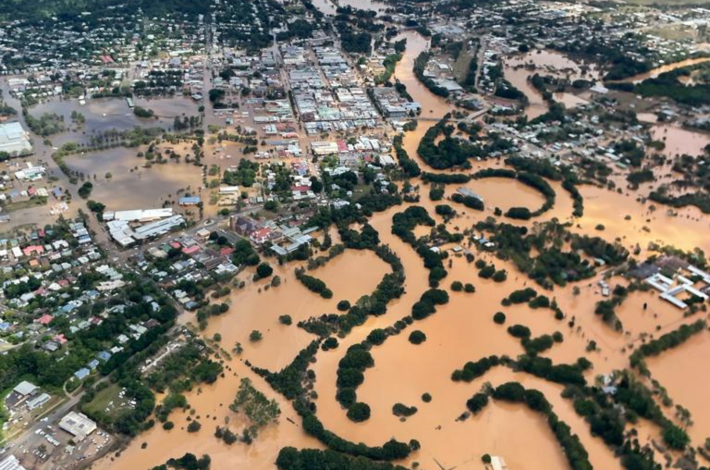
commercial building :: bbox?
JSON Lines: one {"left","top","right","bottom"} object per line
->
{"left": 107, "top": 215, "right": 185, "bottom": 247}
{"left": 0, "top": 122, "right": 32, "bottom": 156}
{"left": 59, "top": 411, "right": 97, "bottom": 442}
{"left": 0, "top": 455, "right": 26, "bottom": 470}
{"left": 13, "top": 380, "right": 38, "bottom": 398}
{"left": 103, "top": 208, "right": 174, "bottom": 223}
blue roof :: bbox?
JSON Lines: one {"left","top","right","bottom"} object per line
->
{"left": 179, "top": 196, "right": 201, "bottom": 205}
{"left": 97, "top": 351, "right": 112, "bottom": 361}
{"left": 74, "top": 368, "right": 90, "bottom": 380}
{"left": 0, "top": 322, "right": 11, "bottom": 331}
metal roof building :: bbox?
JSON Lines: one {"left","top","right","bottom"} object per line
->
{"left": 59, "top": 411, "right": 97, "bottom": 442}
{"left": 0, "top": 455, "right": 27, "bottom": 470}
{"left": 0, "top": 122, "right": 32, "bottom": 156}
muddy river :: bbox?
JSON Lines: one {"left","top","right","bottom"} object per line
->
{"left": 87, "top": 30, "right": 710, "bottom": 470}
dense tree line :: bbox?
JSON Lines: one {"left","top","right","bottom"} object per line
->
{"left": 299, "top": 244, "right": 405, "bottom": 337}
{"left": 393, "top": 135, "right": 421, "bottom": 178}
{"left": 276, "top": 448, "right": 409, "bottom": 470}
{"left": 413, "top": 52, "right": 450, "bottom": 98}
{"left": 417, "top": 117, "right": 483, "bottom": 169}
{"left": 490, "top": 382, "right": 593, "bottom": 470}
{"left": 629, "top": 320, "right": 706, "bottom": 376}
{"left": 392, "top": 206, "right": 448, "bottom": 286}
{"left": 295, "top": 268, "right": 333, "bottom": 299}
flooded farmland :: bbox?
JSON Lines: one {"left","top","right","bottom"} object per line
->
{"left": 64, "top": 147, "right": 203, "bottom": 211}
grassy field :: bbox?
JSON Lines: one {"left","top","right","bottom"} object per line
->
{"left": 453, "top": 50, "right": 475, "bottom": 83}
{"left": 3, "top": 198, "right": 47, "bottom": 213}
{"left": 83, "top": 384, "right": 129, "bottom": 419}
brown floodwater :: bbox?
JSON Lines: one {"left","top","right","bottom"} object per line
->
{"left": 504, "top": 49, "right": 600, "bottom": 119}
{"left": 92, "top": 31, "right": 710, "bottom": 470}
{"left": 612, "top": 57, "right": 710, "bottom": 84}
{"left": 647, "top": 329, "right": 710, "bottom": 448}
{"left": 458, "top": 177, "right": 547, "bottom": 212}
{"left": 66, "top": 147, "right": 203, "bottom": 211}
{"left": 650, "top": 125, "right": 710, "bottom": 158}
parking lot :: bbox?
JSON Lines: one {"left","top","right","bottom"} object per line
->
{"left": 7, "top": 417, "right": 114, "bottom": 470}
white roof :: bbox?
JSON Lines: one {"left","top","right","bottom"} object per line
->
{"left": 0, "top": 122, "right": 32, "bottom": 155}
{"left": 13, "top": 380, "right": 37, "bottom": 396}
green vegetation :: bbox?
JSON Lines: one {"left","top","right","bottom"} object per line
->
{"left": 393, "top": 135, "right": 421, "bottom": 178}
{"left": 417, "top": 116, "right": 482, "bottom": 169}
{"left": 629, "top": 320, "right": 706, "bottom": 376}
{"left": 224, "top": 159, "right": 260, "bottom": 187}
{"left": 150, "top": 453, "right": 211, "bottom": 470}
{"left": 77, "top": 181, "right": 93, "bottom": 199}
{"left": 295, "top": 268, "right": 332, "bottom": 299}
{"left": 24, "top": 111, "right": 64, "bottom": 136}
{"left": 489, "top": 383, "right": 592, "bottom": 470}
{"left": 414, "top": 52, "right": 450, "bottom": 98}
{"left": 475, "top": 219, "right": 627, "bottom": 289}
{"left": 452, "top": 355, "right": 501, "bottom": 382}
{"left": 133, "top": 106, "right": 155, "bottom": 118}
{"left": 635, "top": 65, "right": 710, "bottom": 106}
{"left": 276, "top": 448, "right": 408, "bottom": 470}
{"left": 392, "top": 403, "right": 417, "bottom": 418}
{"left": 408, "top": 330, "right": 426, "bottom": 345}
{"left": 392, "top": 206, "right": 447, "bottom": 287}
{"left": 230, "top": 378, "right": 280, "bottom": 440}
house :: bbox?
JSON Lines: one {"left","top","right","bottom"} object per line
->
{"left": 250, "top": 227, "right": 273, "bottom": 245}
{"left": 74, "top": 368, "right": 90, "bottom": 380}
{"left": 97, "top": 351, "right": 112, "bottom": 362}
{"left": 232, "top": 215, "right": 261, "bottom": 236}
{"left": 195, "top": 228, "right": 211, "bottom": 240}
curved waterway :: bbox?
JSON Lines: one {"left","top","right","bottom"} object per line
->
{"left": 93, "top": 25, "right": 710, "bottom": 470}
{"left": 610, "top": 57, "right": 710, "bottom": 84}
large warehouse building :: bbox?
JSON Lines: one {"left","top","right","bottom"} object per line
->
{"left": 0, "top": 122, "right": 32, "bottom": 156}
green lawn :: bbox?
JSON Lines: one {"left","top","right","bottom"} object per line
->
{"left": 83, "top": 384, "right": 129, "bottom": 419}
{"left": 3, "top": 198, "right": 47, "bottom": 213}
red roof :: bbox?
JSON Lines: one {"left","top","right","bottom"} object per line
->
{"left": 182, "top": 245, "right": 200, "bottom": 255}
{"left": 23, "top": 245, "right": 44, "bottom": 256}
{"left": 250, "top": 227, "right": 272, "bottom": 241}
{"left": 53, "top": 334, "right": 67, "bottom": 345}
{"left": 38, "top": 314, "right": 54, "bottom": 325}
{"left": 220, "top": 247, "right": 235, "bottom": 256}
